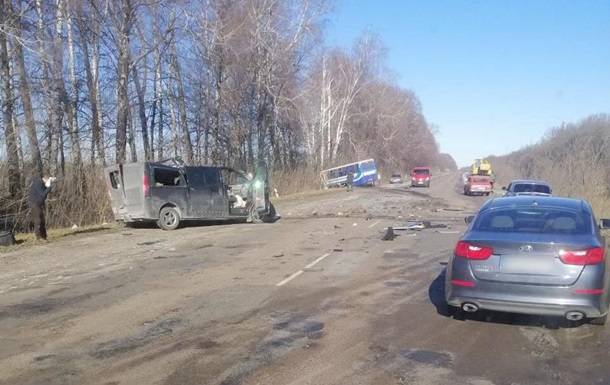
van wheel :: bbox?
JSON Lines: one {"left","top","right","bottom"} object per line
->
{"left": 158, "top": 207, "right": 180, "bottom": 230}
{"left": 249, "top": 205, "right": 263, "bottom": 224}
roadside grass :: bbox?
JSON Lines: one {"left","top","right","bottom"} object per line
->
{"left": 1, "top": 223, "right": 120, "bottom": 252}
{"left": 272, "top": 187, "right": 342, "bottom": 202}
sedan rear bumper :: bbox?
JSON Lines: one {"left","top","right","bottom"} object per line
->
{"left": 447, "top": 293, "right": 606, "bottom": 318}
{"left": 446, "top": 283, "right": 608, "bottom": 318}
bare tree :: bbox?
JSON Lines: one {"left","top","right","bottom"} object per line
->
{"left": 11, "top": 0, "right": 43, "bottom": 175}
{"left": 112, "top": 0, "right": 136, "bottom": 163}
{"left": 74, "top": 0, "right": 106, "bottom": 165}
{"left": 0, "top": 0, "right": 22, "bottom": 196}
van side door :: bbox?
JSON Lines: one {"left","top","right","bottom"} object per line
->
{"left": 185, "top": 167, "right": 228, "bottom": 218}
{"left": 251, "top": 163, "right": 269, "bottom": 212}
{"left": 149, "top": 165, "right": 189, "bottom": 218}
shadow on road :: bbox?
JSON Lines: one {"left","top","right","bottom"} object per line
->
{"left": 428, "top": 266, "right": 585, "bottom": 329}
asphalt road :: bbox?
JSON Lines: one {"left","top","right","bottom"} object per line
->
{"left": 1, "top": 172, "right": 609, "bottom": 385}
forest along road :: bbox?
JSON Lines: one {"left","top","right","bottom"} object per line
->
{"left": 1, "top": 172, "right": 609, "bottom": 385}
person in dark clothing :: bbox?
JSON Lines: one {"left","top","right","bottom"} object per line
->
{"left": 27, "top": 173, "right": 53, "bottom": 241}
{"left": 346, "top": 172, "right": 354, "bottom": 192}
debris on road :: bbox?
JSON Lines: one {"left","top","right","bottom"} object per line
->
{"left": 382, "top": 220, "right": 450, "bottom": 232}
{"left": 381, "top": 227, "right": 398, "bottom": 241}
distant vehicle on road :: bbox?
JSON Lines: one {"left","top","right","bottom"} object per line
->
{"left": 389, "top": 173, "right": 404, "bottom": 184}
{"left": 502, "top": 179, "right": 552, "bottom": 197}
{"left": 411, "top": 166, "right": 431, "bottom": 187}
{"left": 445, "top": 196, "right": 610, "bottom": 325}
{"left": 320, "top": 159, "right": 379, "bottom": 188}
{"left": 463, "top": 175, "right": 492, "bottom": 196}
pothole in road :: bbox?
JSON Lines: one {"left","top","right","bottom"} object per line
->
{"left": 91, "top": 317, "right": 182, "bottom": 359}
{"left": 219, "top": 312, "right": 325, "bottom": 385}
{"left": 272, "top": 313, "right": 325, "bottom": 340}
{"left": 401, "top": 349, "right": 453, "bottom": 368}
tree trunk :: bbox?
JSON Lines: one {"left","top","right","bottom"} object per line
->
{"left": 169, "top": 40, "right": 193, "bottom": 164}
{"left": 76, "top": 3, "right": 105, "bottom": 166}
{"left": 132, "top": 66, "right": 150, "bottom": 160}
{"left": 0, "top": 6, "right": 22, "bottom": 196}
{"left": 64, "top": 0, "right": 84, "bottom": 185}
{"left": 12, "top": 0, "right": 42, "bottom": 175}
{"left": 115, "top": 0, "right": 133, "bottom": 163}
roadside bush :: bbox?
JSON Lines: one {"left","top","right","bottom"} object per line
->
{"left": 269, "top": 165, "right": 323, "bottom": 196}
{"left": 0, "top": 164, "right": 113, "bottom": 232}
{"left": 491, "top": 114, "right": 610, "bottom": 217}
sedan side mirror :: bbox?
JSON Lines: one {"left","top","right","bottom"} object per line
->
{"left": 501, "top": 186, "right": 507, "bottom": 191}
{"left": 599, "top": 219, "right": 610, "bottom": 229}
{"left": 465, "top": 215, "right": 475, "bottom": 224}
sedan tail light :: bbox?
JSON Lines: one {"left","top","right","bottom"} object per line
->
{"left": 559, "top": 247, "right": 604, "bottom": 265}
{"left": 455, "top": 241, "right": 494, "bottom": 260}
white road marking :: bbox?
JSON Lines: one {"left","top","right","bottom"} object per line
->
{"left": 368, "top": 220, "right": 380, "bottom": 228}
{"left": 275, "top": 270, "right": 304, "bottom": 287}
{"left": 276, "top": 253, "right": 330, "bottom": 286}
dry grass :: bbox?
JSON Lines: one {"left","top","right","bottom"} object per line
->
{"left": 271, "top": 186, "right": 342, "bottom": 203}
{"left": 1, "top": 223, "right": 119, "bottom": 253}
{"left": 269, "top": 166, "right": 324, "bottom": 196}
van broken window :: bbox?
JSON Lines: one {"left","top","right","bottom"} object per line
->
{"left": 109, "top": 171, "right": 121, "bottom": 189}
{"left": 153, "top": 167, "right": 184, "bottom": 187}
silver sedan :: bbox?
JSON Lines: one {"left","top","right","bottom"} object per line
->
{"left": 445, "top": 196, "right": 610, "bottom": 325}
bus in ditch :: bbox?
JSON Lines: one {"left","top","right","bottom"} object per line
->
{"left": 320, "top": 159, "right": 379, "bottom": 188}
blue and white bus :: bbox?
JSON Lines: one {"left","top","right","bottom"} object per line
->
{"left": 320, "top": 159, "right": 379, "bottom": 188}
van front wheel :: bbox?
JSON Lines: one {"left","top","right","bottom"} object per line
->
{"left": 158, "top": 207, "right": 180, "bottom": 230}
{"left": 249, "top": 204, "right": 263, "bottom": 224}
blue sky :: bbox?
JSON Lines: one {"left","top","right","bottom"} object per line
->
{"left": 326, "top": 0, "right": 610, "bottom": 168}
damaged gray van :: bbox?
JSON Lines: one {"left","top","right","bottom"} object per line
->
{"left": 104, "top": 157, "right": 276, "bottom": 230}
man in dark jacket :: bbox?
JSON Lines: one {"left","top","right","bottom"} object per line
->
{"left": 28, "top": 173, "right": 53, "bottom": 241}
{"left": 346, "top": 172, "right": 354, "bottom": 192}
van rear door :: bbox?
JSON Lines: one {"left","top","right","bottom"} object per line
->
{"left": 121, "top": 162, "right": 148, "bottom": 219}
{"left": 104, "top": 164, "right": 128, "bottom": 220}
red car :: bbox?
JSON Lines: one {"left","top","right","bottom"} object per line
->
{"left": 464, "top": 175, "right": 492, "bottom": 196}
{"left": 411, "top": 167, "right": 431, "bottom": 187}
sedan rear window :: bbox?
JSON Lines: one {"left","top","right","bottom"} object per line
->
{"left": 472, "top": 208, "right": 591, "bottom": 235}
{"left": 513, "top": 184, "right": 551, "bottom": 194}
{"left": 472, "top": 177, "right": 490, "bottom": 183}
{"left": 413, "top": 169, "right": 429, "bottom": 175}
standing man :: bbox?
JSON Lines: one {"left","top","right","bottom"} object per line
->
{"left": 27, "top": 173, "right": 54, "bottom": 242}
{"left": 346, "top": 171, "right": 354, "bottom": 192}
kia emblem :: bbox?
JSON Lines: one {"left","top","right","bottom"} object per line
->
{"left": 519, "top": 245, "right": 533, "bottom": 252}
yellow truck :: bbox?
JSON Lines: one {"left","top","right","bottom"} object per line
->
{"left": 471, "top": 158, "right": 492, "bottom": 176}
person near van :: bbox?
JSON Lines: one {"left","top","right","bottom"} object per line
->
{"left": 27, "top": 173, "right": 55, "bottom": 242}
{"left": 346, "top": 172, "right": 354, "bottom": 192}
